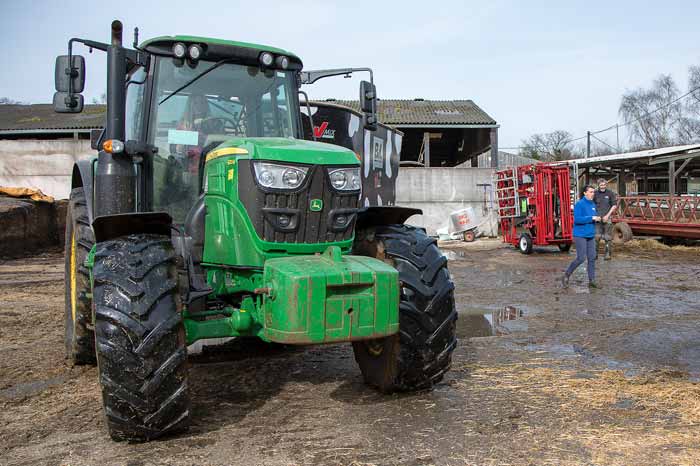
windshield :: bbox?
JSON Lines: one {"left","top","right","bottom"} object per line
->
{"left": 148, "top": 57, "right": 299, "bottom": 222}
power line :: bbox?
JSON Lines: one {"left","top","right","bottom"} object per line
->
{"left": 502, "top": 85, "right": 700, "bottom": 152}
{"left": 597, "top": 85, "right": 700, "bottom": 134}
{"left": 590, "top": 133, "right": 618, "bottom": 152}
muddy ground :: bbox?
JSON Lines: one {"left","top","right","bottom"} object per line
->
{"left": 1, "top": 240, "right": 700, "bottom": 466}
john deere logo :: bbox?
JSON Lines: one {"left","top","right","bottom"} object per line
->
{"left": 310, "top": 199, "right": 323, "bottom": 212}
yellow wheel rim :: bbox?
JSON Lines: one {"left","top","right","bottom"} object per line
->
{"left": 366, "top": 340, "right": 384, "bottom": 357}
{"left": 70, "top": 229, "right": 78, "bottom": 323}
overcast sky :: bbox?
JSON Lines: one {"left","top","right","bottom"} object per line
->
{"left": 1, "top": 0, "right": 698, "bottom": 148}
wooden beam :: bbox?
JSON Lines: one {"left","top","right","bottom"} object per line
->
{"left": 669, "top": 160, "right": 676, "bottom": 195}
{"left": 423, "top": 132, "right": 430, "bottom": 168}
{"left": 674, "top": 157, "right": 692, "bottom": 178}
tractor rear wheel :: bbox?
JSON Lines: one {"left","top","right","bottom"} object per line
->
{"left": 64, "top": 187, "right": 96, "bottom": 365}
{"left": 352, "top": 225, "right": 458, "bottom": 393}
{"left": 93, "top": 234, "right": 190, "bottom": 442}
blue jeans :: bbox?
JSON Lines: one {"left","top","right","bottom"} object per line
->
{"left": 565, "top": 236, "right": 596, "bottom": 282}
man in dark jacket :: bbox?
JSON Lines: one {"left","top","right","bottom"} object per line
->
{"left": 594, "top": 178, "right": 617, "bottom": 260}
{"left": 562, "top": 185, "right": 601, "bottom": 288}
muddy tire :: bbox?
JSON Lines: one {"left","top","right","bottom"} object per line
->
{"left": 518, "top": 233, "right": 534, "bottom": 254}
{"left": 64, "top": 187, "right": 96, "bottom": 365}
{"left": 352, "top": 225, "right": 457, "bottom": 393}
{"left": 612, "top": 222, "right": 633, "bottom": 244}
{"left": 93, "top": 234, "right": 190, "bottom": 442}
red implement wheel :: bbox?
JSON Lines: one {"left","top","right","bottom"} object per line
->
{"left": 518, "top": 233, "right": 533, "bottom": 254}
{"left": 463, "top": 230, "right": 476, "bottom": 242}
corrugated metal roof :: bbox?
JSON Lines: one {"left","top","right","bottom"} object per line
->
{"left": 0, "top": 98, "right": 497, "bottom": 133}
{"left": 323, "top": 99, "right": 496, "bottom": 126}
{"left": 0, "top": 104, "right": 105, "bottom": 132}
{"left": 569, "top": 144, "right": 700, "bottom": 167}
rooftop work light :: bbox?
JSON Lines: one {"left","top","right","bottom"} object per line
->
{"left": 172, "top": 42, "right": 187, "bottom": 59}
{"left": 259, "top": 52, "right": 274, "bottom": 67}
{"left": 275, "top": 55, "right": 289, "bottom": 70}
{"left": 188, "top": 44, "right": 203, "bottom": 60}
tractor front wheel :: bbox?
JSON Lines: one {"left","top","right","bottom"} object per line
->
{"left": 64, "top": 187, "right": 96, "bottom": 365}
{"left": 352, "top": 225, "right": 458, "bottom": 393}
{"left": 93, "top": 234, "right": 190, "bottom": 442}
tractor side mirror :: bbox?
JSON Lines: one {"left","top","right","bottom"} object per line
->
{"left": 360, "top": 80, "right": 377, "bottom": 131}
{"left": 54, "top": 55, "right": 85, "bottom": 113}
{"left": 53, "top": 92, "right": 84, "bottom": 113}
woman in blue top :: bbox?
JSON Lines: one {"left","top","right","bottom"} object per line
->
{"left": 562, "top": 185, "right": 601, "bottom": 288}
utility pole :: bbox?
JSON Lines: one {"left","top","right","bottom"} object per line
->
{"left": 586, "top": 131, "right": 591, "bottom": 158}
{"left": 616, "top": 124, "right": 620, "bottom": 152}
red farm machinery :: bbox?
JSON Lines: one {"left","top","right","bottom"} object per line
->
{"left": 495, "top": 163, "right": 573, "bottom": 254}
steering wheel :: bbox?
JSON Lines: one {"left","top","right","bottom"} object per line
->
{"left": 200, "top": 116, "right": 238, "bottom": 134}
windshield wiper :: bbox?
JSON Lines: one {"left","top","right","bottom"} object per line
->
{"left": 159, "top": 59, "right": 233, "bottom": 106}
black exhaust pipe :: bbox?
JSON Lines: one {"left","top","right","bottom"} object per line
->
{"left": 95, "top": 20, "right": 136, "bottom": 217}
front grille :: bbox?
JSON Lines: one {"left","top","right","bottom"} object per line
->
{"left": 238, "top": 161, "right": 359, "bottom": 244}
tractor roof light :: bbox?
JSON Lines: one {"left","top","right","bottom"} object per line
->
{"left": 172, "top": 42, "right": 187, "bottom": 59}
{"left": 188, "top": 44, "right": 203, "bottom": 61}
{"left": 275, "top": 55, "right": 289, "bottom": 70}
{"left": 259, "top": 52, "right": 274, "bottom": 67}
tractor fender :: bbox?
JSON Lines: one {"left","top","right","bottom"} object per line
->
{"left": 92, "top": 212, "right": 173, "bottom": 243}
{"left": 355, "top": 206, "right": 422, "bottom": 230}
{"left": 71, "top": 160, "right": 96, "bottom": 224}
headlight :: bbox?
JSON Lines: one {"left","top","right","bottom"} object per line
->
{"left": 275, "top": 55, "right": 289, "bottom": 69}
{"left": 328, "top": 168, "right": 361, "bottom": 191}
{"left": 259, "top": 52, "right": 274, "bottom": 67}
{"left": 188, "top": 44, "right": 203, "bottom": 60}
{"left": 253, "top": 162, "right": 308, "bottom": 190}
{"left": 172, "top": 42, "right": 186, "bottom": 58}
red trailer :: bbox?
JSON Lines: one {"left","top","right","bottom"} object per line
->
{"left": 495, "top": 163, "right": 573, "bottom": 254}
{"left": 611, "top": 195, "right": 700, "bottom": 241}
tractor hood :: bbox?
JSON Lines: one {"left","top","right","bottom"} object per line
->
{"left": 210, "top": 137, "right": 360, "bottom": 166}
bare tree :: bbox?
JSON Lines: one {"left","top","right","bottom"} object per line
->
{"left": 678, "top": 66, "right": 700, "bottom": 144}
{"left": 619, "top": 75, "right": 683, "bottom": 149}
{"left": 0, "top": 97, "right": 23, "bottom": 105}
{"left": 92, "top": 92, "right": 107, "bottom": 105}
{"left": 519, "top": 130, "right": 575, "bottom": 161}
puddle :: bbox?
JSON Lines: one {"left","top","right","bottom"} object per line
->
{"left": 441, "top": 250, "right": 466, "bottom": 261}
{"left": 457, "top": 305, "right": 529, "bottom": 338}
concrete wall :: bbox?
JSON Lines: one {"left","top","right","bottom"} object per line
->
{"left": 0, "top": 138, "right": 93, "bottom": 200}
{"left": 396, "top": 167, "right": 496, "bottom": 236}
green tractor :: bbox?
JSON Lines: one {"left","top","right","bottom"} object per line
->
{"left": 56, "top": 21, "right": 457, "bottom": 442}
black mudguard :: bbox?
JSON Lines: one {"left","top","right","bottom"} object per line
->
{"left": 355, "top": 206, "right": 422, "bottom": 230}
{"left": 92, "top": 212, "right": 172, "bottom": 243}
{"left": 71, "top": 160, "right": 96, "bottom": 224}
{"left": 72, "top": 159, "right": 173, "bottom": 243}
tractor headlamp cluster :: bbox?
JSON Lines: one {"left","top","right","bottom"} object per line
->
{"left": 172, "top": 42, "right": 204, "bottom": 61}
{"left": 253, "top": 162, "right": 308, "bottom": 190}
{"left": 259, "top": 52, "right": 290, "bottom": 70}
{"left": 328, "top": 167, "right": 361, "bottom": 191}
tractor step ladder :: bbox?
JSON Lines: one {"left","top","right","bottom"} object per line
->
{"left": 494, "top": 169, "right": 521, "bottom": 218}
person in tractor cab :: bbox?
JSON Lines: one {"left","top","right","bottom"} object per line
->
{"left": 175, "top": 94, "right": 211, "bottom": 173}
{"left": 594, "top": 178, "right": 618, "bottom": 260}
{"left": 562, "top": 185, "right": 602, "bottom": 288}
